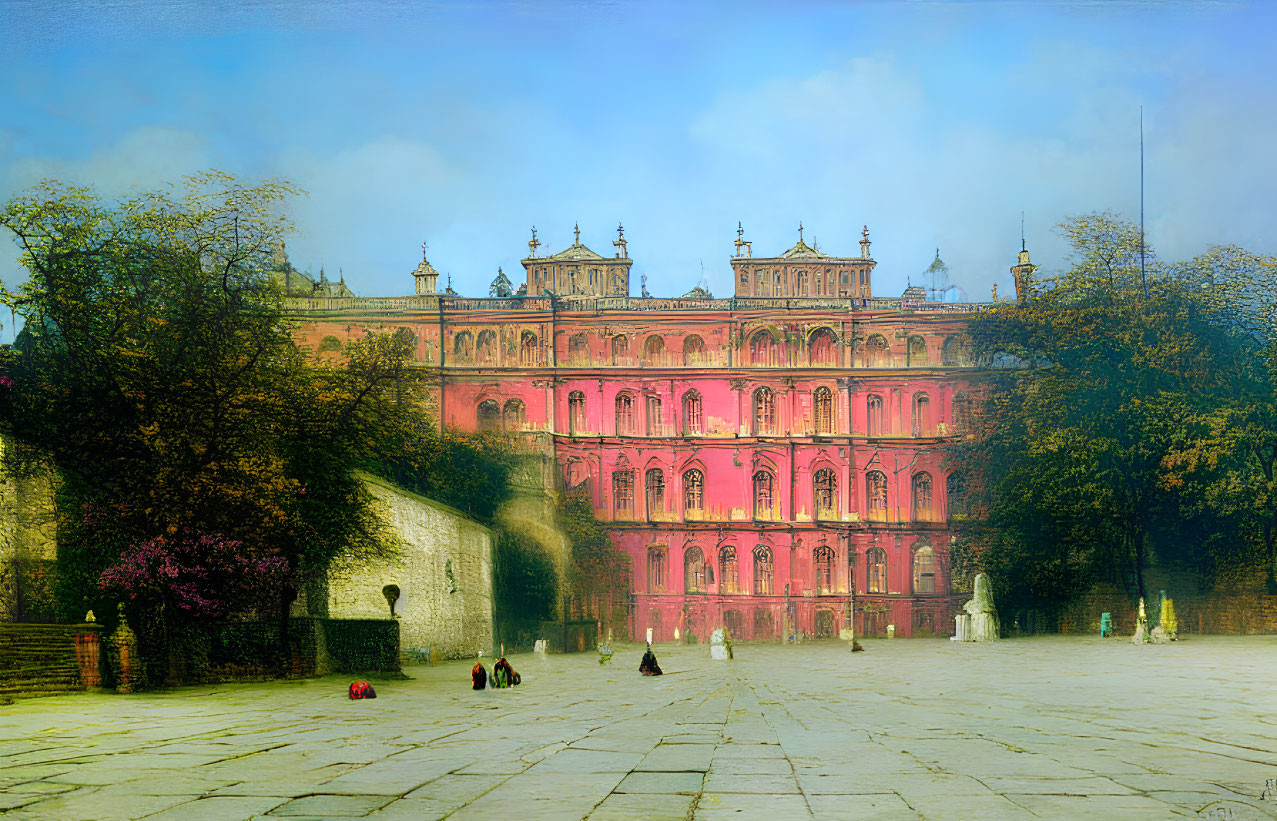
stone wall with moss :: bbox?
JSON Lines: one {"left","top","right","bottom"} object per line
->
{"left": 327, "top": 474, "right": 494, "bottom": 659}
{"left": 0, "top": 436, "right": 59, "bottom": 623}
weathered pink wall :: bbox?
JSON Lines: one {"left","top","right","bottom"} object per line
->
{"left": 289, "top": 293, "right": 982, "bottom": 641}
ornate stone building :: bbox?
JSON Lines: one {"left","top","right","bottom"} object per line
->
{"left": 287, "top": 226, "right": 1021, "bottom": 641}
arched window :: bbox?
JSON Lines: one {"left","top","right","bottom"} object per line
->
{"left": 813, "top": 468, "right": 837, "bottom": 519}
{"left": 942, "top": 336, "right": 964, "bottom": 366}
{"left": 797, "top": 271, "right": 809, "bottom": 296}
{"left": 615, "top": 393, "right": 635, "bottom": 435}
{"left": 912, "top": 393, "right": 931, "bottom": 437}
{"left": 453, "top": 331, "right": 474, "bottom": 360}
{"left": 682, "top": 390, "right": 703, "bottom": 435}
{"left": 502, "top": 399, "right": 525, "bottom": 431}
{"left": 813, "top": 386, "right": 833, "bottom": 434}
{"left": 866, "top": 547, "right": 887, "bottom": 594}
{"left": 719, "top": 546, "right": 738, "bottom": 594}
{"left": 476, "top": 330, "right": 497, "bottom": 365}
{"left": 753, "top": 545, "right": 773, "bottom": 595}
{"left": 913, "top": 472, "right": 933, "bottom": 521}
{"left": 814, "top": 545, "right": 835, "bottom": 594}
{"left": 645, "top": 394, "right": 663, "bottom": 436}
{"left": 683, "top": 334, "right": 707, "bottom": 365}
{"left": 808, "top": 328, "right": 837, "bottom": 366}
{"left": 643, "top": 335, "right": 665, "bottom": 365}
{"left": 520, "top": 330, "right": 539, "bottom": 366}
{"left": 749, "top": 330, "right": 779, "bottom": 367}
{"left": 645, "top": 468, "right": 665, "bottom": 518}
{"left": 753, "top": 387, "right": 776, "bottom": 435}
{"left": 683, "top": 469, "right": 704, "bottom": 516}
{"left": 684, "top": 546, "right": 706, "bottom": 593}
{"left": 907, "top": 335, "right": 928, "bottom": 366}
{"left": 867, "top": 395, "right": 884, "bottom": 437}
{"left": 568, "top": 333, "right": 588, "bottom": 363}
{"left": 611, "top": 335, "right": 629, "bottom": 365}
{"left": 952, "top": 392, "right": 970, "bottom": 432}
{"left": 864, "top": 334, "right": 889, "bottom": 367}
{"left": 866, "top": 470, "right": 888, "bottom": 521}
{"left": 753, "top": 470, "right": 775, "bottom": 520}
{"left": 647, "top": 546, "right": 667, "bottom": 592}
{"left": 913, "top": 541, "right": 936, "bottom": 594}
{"left": 568, "top": 391, "right": 586, "bottom": 435}
{"left": 477, "top": 400, "right": 500, "bottom": 431}
{"left": 613, "top": 469, "right": 634, "bottom": 517}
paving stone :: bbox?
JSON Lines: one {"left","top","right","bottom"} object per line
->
{"left": 805, "top": 793, "right": 922, "bottom": 820}
{"left": 702, "top": 773, "right": 801, "bottom": 794}
{"left": 141, "top": 796, "right": 289, "bottom": 820}
{"left": 402, "top": 773, "right": 508, "bottom": 803}
{"left": 269, "top": 794, "right": 394, "bottom": 816}
{"left": 615, "top": 770, "right": 705, "bottom": 795}
{"left": 588, "top": 793, "right": 697, "bottom": 819}
{"left": 708, "top": 756, "right": 792, "bottom": 776}
{"left": 528, "top": 748, "right": 644, "bottom": 774}
{"left": 636, "top": 743, "right": 716, "bottom": 773}
{"left": 694, "top": 792, "right": 813, "bottom": 819}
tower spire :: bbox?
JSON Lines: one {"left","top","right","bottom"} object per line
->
{"left": 573, "top": 222, "right": 580, "bottom": 245}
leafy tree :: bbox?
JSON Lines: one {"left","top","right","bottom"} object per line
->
{"left": 0, "top": 174, "right": 414, "bottom": 674}
{"left": 951, "top": 213, "right": 1277, "bottom": 610}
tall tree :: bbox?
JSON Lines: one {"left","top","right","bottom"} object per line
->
{"left": 950, "top": 213, "right": 1276, "bottom": 610}
{"left": 0, "top": 174, "right": 413, "bottom": 662}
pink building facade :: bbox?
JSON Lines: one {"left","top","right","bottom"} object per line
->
{"left": 289, "top": 230, "right": 1006, "bottom": 641}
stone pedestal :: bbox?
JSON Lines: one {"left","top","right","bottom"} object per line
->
{"left": 709, "top": 627, "right": 732, "bottom": 660}
{"left": 955, "top": 573, "right": 1000, "bottom": 642}
{"left": 109, "top": 606, "right": 140, "bottom": 693}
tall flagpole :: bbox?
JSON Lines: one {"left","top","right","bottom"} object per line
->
{"left": 1140, "top": 105, "right": 1147, "bottom": 297}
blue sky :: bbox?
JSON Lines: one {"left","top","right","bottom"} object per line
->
{"left": 2, "top": 0, "right": 1275, "bottom": 327}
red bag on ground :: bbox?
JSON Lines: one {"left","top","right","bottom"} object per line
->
{"left": 348, "top": 680, "right": 377, "bottom": 699}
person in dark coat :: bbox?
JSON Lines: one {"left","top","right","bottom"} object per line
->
{"left": 639, "top": 644, "right": 663, "bottom": 676}
{"left": 471, "top": 660, "right": 488, "bottom": 690}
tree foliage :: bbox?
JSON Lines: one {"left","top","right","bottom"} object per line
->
{"left": 952, "top": 212, "right": 1277, "bottom": 610}
{"left": 0, "top": 174, "right": 415, "bottom": 625}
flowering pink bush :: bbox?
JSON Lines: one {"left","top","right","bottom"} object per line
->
{"left": 99, "top": 533, "right": 288, "bottom": 619}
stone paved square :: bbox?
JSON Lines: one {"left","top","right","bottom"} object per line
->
{"left": 2, "top": 636, "right": 1277, "bottom": 819}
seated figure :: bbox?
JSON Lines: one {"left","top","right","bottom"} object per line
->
{"left": 492, "top": 657, "right": 521, "bottom": 687}
{"left": 639, "top": 644, "right": 663, "bottom": 676}
{"left": 471, "top": 661, "right": 488, "bottom": 690}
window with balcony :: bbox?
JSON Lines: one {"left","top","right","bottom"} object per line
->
{"left": 867, "top": 470, "right": 888, "bottom": 521}
{"left": 645, "top": 468, "right": 665, "bottom": 518}
{"left": 719, "top": 546, "right": 738, "bottom": 593}
{"left": 814, "top": 545, "right": 835, "bottom": 594}
{"left": 813, "top": 468, "right": 837, "bottom": 519}
{"left": 753, "top": 387, "right": 776, "bottom": 435}
{"left": 753, "top": 470, "right": 775, "bottom": 519}
{"left": 753, "top": 545, "right": 774, "bottom": 595}
{"left": 613, "top": 469, "right": 634, "bottom": 517}
{"left": 813, "top": 386, "right": 833, "bottom": 434}
{"left": 682, "top": 390, "right": 703, "bottom": 435}
{"left": 683, "top": 469, "right": 704, "bottom": 516}
{"left": 615, "top": 393, "right": 635, "bottom": 435}
{"left": 866, "top": 547, "right": 887, "bottom": 593}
